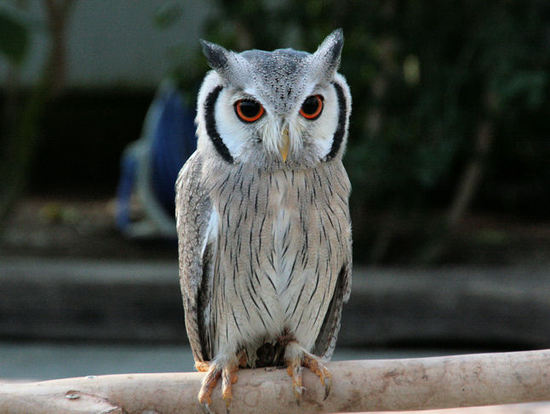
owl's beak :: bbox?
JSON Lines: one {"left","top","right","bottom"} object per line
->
{"left": 279, "top": 126, "right": 290, "bottom": 162}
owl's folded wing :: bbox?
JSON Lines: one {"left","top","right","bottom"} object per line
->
{"left": 175, "top": 152, "right": 215, "bottom": 362}
{"left": 312, "top": 262, "right": 352, "bottom": 360}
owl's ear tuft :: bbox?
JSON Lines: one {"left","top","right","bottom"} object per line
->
{"left": 311, "top": 29, "right": 344, "bottom": 82}
{"left": 200, "top": 40, "right": 249, "bottom": 88}
{"left": 200, "top": 40, "right": 230, "bottom": 71}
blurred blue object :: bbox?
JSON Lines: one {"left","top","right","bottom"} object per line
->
{"left": 151, "top": 85, "right": 197, "bottom": 216}
{"left": 116, "top": 80, "right": 197, "bottom": 238}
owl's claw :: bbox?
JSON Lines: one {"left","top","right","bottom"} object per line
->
{"left": 200, "top": 402, "right": 215, "bottom": 414}
{"left": 303, "top": 353, "right": 332, "bottom": 400}
{"left": 324, "top": 374, "right": 332, "bottom": 399}
{"left": 221, "top": 363, "right": 239, "bottom": 409}
{"left": 196, "top": 352, "right": 245, "bottom": 414}
{"left": 198, "top": 363, "right": 221, "bottom": 412}
{"left": 285, "top": 343, "right": 332, "bottom": 402}
{"left": 286, "top": 360, "right": 304, "bottom": 403}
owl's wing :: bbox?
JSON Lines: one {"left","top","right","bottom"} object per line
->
{"left": 312, "top": 189, "right": 353, "bottom": 360}
{"left": 175, "top": 152, "right": 215, "bottom": 362}
{"left": 312, "top": 262, "right": 352, "bottom": 360}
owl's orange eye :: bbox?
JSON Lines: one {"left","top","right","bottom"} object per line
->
{"left": 234, "top": 99, "right": 265, "bottom": 123}
{"left": 299, "top": 95, "right": 324, "bottom": 120}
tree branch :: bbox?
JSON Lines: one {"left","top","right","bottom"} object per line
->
{"left": 1, "top": 349, "right": 549, "bottom": 413}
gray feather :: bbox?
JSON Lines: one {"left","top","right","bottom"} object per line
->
{"left": 311, "top": 28, "right": 344, "bottom": 84}
{"left": 175, "top": 152, "right": 213, "bottom": 362}
{"left": 200, "top": 39, "right": 229, "bottom": 72}
{"left": 312, "top": 263, "right": 352, "bottom": 359}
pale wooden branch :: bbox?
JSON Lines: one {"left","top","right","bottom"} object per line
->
{"left": 1, "top": 349, "right": 549, "bottom": 414}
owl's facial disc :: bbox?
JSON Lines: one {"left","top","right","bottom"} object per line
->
{"left": 198, "top": 29, "right": 350, "bottom": 166}
{"left": 224, "top": 90, "right": 295, "bottom": 163}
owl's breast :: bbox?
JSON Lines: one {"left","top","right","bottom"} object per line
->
{"left": 206, "top": 162, "right": 350, "bottom": 356}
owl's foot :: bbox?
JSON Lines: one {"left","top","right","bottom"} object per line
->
{"left": 285, "top": 342, "right": 332, "bottom": 402}
{"left": 303, "top": 352, "right": 332, "bottom": 399}
{"left": 198, "top": 363, "right": 221, "bottom": 413}
{"left": 286, "top": 358, "right": 304, "bottom": 402}
{"left": 221, "top": 363, "right": 239, "bottom": 410}
{"left": 197, "top": 351, "right": 247, "bottom": 414}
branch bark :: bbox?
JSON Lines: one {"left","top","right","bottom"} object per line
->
{"left": 1, "top": 349, "right": 550, "bottom": 414}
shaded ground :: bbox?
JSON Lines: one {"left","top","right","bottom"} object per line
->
{"left": 1, "top": 196, "right": 550, "bottom": 266}
{"left": 0, "top": 197, "right": 177, "bottom": 261}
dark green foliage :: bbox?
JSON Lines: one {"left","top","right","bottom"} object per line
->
{"left": 0, "top": 9, "right": 29, "bottom": 66}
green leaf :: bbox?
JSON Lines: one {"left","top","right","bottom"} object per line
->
{"left": 0, "top": 9, "right": 29, "bottom": 65}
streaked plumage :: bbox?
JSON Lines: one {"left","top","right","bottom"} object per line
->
{"left": 176, "top": 29, "right": 352, "bottom": 410}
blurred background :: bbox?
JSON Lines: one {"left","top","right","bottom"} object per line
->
{"left": 1, "top": 0, "right": 549, "bottom": 381}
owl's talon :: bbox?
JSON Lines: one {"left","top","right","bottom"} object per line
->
{"left": 221, "top": 363, "right": 239, "bottom": 409}
{"left": 200, "top": 402, "right": 215, "bottom": 414}
{"left": 302, "top": 352, "right": 332, "bottom": 399}
{"left": 285, "top": 343, "right": 333, "bottom": 402}
{"left": 198, "top": 364, "right": 221, "bottom": 411}
{"left": 323, "top": 373, "right": 332, "bottom": 400}
{"left": 286, "top": 359, "right": 304, "bottom": 403}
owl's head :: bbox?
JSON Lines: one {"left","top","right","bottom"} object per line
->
{"left": 195, "top": 29, "right": 351, "bottom": 169}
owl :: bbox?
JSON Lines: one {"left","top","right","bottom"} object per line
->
{"left": 176, "top": 29, "right": 352, "bottom": 412}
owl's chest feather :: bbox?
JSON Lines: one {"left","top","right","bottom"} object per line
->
{"left": 212, "top": 167, "right": 314, "bottom": 294}
{"left": 206, "top": 162, "right": 349, "bottom": 357}
{"left": 269, "top": 171, "right": 296, "bottom": 292}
